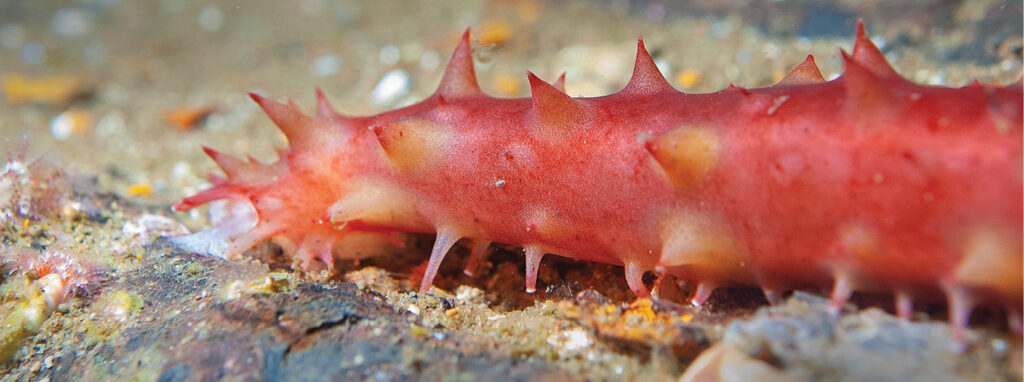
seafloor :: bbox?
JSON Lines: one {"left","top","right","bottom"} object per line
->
{"left": 1, "top": 1, "right": 1021, "bottom": 381}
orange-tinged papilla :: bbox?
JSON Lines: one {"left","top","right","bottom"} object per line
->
{"left": 647, "top": 125, "right": 722, "bottom": 189}
{"left": 371, "top": 118, "right": 452, "bottom": 173}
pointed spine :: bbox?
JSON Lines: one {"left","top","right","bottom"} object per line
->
{"left": 839, "top": 50, "right": 902, "bottom": 121}
{"left": 249, "top": 93, "right": 319, "bottom": 151}
{"left": 725, "top": 84, "right": 751, "bottom": 96}
{"left": 619, "top": 37, "right": 675, "bottom": 96}
{"left": 203, "top": 147, "right": 247, "bottom": 180}
{"left": 315, "top": 87, "right": 344, "bottom": 120}
{"left": 778, "top": 55, "right": 825, "bottom": 85}
{"left": 527, "top": 72, "right": 588, "bottom": 132}
{"left": 851, "top": 19, "right": 902, "bottom": 80}
{"left": 436, "top": 29, "right": 482, "bottom": 98}
{"left": 203, "top": 147, "right": 281, "bottom": 184}
{"left": 552, "top": 72, "right": 567, "bottom": 93}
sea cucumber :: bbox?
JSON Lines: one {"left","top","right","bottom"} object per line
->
{"left": 173, "top": 22, "right": 1023, "bottom": 335}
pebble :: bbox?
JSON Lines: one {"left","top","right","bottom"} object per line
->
{"left": 50, "top": 109, "right": 92, "bottom": 141}
{"left": 546, "top": 329, "right": 593, "bottom": 352}
{"left": 198, "top": 6, "right": 224, "bottom": 32}
{"left": 991, "top": 338, "right": 1007, "bottom": 353}
{"left": 20, "top": 42, "right": 45, "bottom": 65}
{"left": 419, "top": 50, "right": 440, "bottom": 72}
{"left": 50, "top": 112, "right": 75, "bottom": 141}
{"left": 406, "top": 304, "right": 420, "bottom": 315}
{"left": 52, "top": 8, "right": 91, "bottom": 36}
{"left": 311, "top": 54, "right": 340, "bottom": 77}
{"left": 927, "top": 73, "right": 946, "bottom": 85}
{"left": 1001, "top": 59, "right": 1016, "bottom": 71}
{"left": 379, "top": 45, "right": 400, "bottom": 66}
{"left": 762, "top": 42, "right": 780, "bottom": 59}
{"left": 171, "top": 161, "right": 192, "bottom": 179}
{"left": 371, "top": 69, "right": 411, "bottom": 104}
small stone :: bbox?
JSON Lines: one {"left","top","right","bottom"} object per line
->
{"left": 546, "top": 329, "right": 593, "bottom": 352}
{"left": 371, "top": 69, "right": 411, "bottom": 105}
{"left": 20, "top": 42, "right": 45, "bottom": 65}
{"left": 50, "top": 108, "right": 93, "bottom": 141}
{"left": 51, "top": 9, "right": 91, "bottom": 36}
{"left": 312, "top": 55, "right": 340, "bottom": 77}
{"left": 197, "top": 6, "right": 224, "bottom": 32}
{"left": 379, "top": 45, "right": 400, "bottom": 66}
{"left": 171, "top": 161, "right": 192, "bottom": 179}
{"left": 419, "top": 50, "right": 440, "bottom": 72}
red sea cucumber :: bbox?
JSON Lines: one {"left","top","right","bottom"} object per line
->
{"left": 173, "top": 22, "right": 1023, "bottom": 335}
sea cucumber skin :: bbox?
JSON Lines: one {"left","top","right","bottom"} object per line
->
{"left": 174, "top": 23, "right": 1023, "bottom": 332}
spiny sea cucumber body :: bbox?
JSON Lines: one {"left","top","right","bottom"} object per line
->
{"left": 174, "top": 22, "right": 1023, "bottom": 335}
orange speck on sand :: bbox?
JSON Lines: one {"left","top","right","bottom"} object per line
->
{"left": 493, "top": 74, "right": 520, "bottom": 96}
{"left": 163, "top": 105, "right": 216, "bottom": 130}
{"left": 676, "top": 69, "right": 702, "bottom": 89}
{"left": 625, "top": 298, "right": 657, "bottom": 322}
{"left": 127, "top": 183, "right": 153, "bottom": 197}
{"left": 2, "top": 74, "right": 90, "bottom": 105}
{"left": 477, "top": 21, "right": 512, "bottom": 47}
{"left": 772, "top": 71, "right": 786, "bottom": 84}
{"left": 53, "top": 108, "right": 95, "bottom": 135}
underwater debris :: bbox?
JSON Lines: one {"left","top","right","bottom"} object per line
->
{"left": 1, "top": 141, "right": 70, "bottom": 228}
{"left": 0, "top": 237, "right": 101, "bottom": 360}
